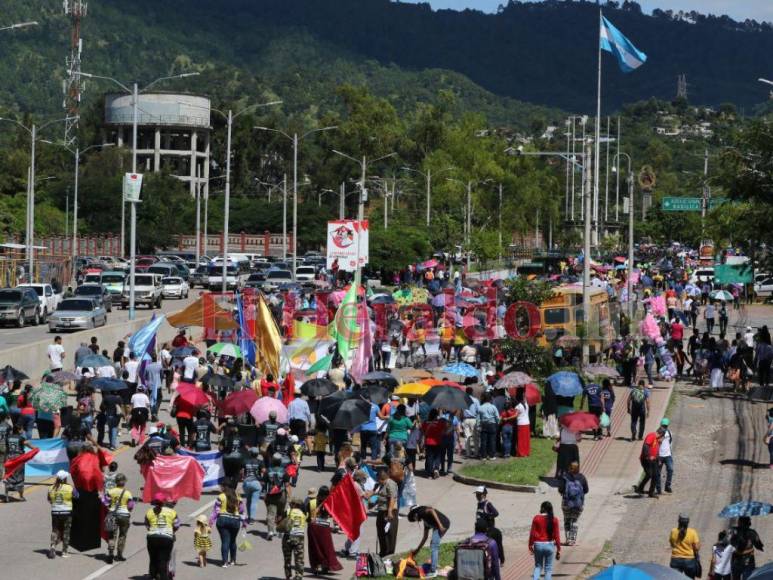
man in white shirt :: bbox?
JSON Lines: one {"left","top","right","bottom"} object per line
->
{"left": 125, "top": 352, "right": 140, "bottom": 386}
{"left": 159, "top": 343, "right": 173, "bottom": 392}
{"left": 744, "top": 326, "right": 755, "bottom": 349}
{"left": 182, "top": 351, "right": 199, "bottom": 382}
{"left": 47, "top": 336, "right": 66, "bottom": 371}
{"left": 657, "top": 417, "right": 674, "bottom": 494}
{"left": 96, "top": 363, "right": 117, "bottom": 379}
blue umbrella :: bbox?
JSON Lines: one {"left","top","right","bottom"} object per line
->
{"left": 170, "top": 346, "right": 195, "bottom": 358}
{"left": 78, "top": 354, "right": 111, "bottom": 368}
{"left": 749, "top": 562, "right": 773, "bottom": 579}
{"left": 441, "top": 362, "right": 479, "bottom": 378}
{"left": 718, "top": 501, "right": 773, "bottom": 518}
{"left": 547, "top": 371, "right": 583, "bottom": 397}
{"left": 591, "top": 562, "right": 685, "bottom": 579}
{"left": 91, "top": 377, "right": 127, "bottom": 392}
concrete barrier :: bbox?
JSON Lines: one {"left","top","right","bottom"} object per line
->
{"left": 2, "top": 315, "right": 181, "bottom": 380}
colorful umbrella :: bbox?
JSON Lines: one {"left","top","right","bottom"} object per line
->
{"left": 547, "top": 371, "right": 583, "bottom": 397}
{"left": 583, "top": 364, "right": 620, "bottom": 379}
{"left": 421, "top": 386, "right": 472, "bottom": 411}
{"left": 30, "top": 385, "right": 67, "bottom": 413}
{"left": 250, "top": 396, "right": 288, "bottom": 425}
{"left": 392, "top": 368, "right": 433, "bottom": 381}
{"left": 207, "top": 342, "right": 243, "bottom": 359}
{"left": 175, "top": 384, "right": 211, "bottom": 407}
{"left": 394, "top": 382, "right": 432, "bottom": 397}
{"left": 590, "top": 562, "right": 686, "bottom": 579}
{"left": 50, "top": 370, "right": 79, "bottom": 383}
{"left": 218, "top": 389, "right": 258, "bottom": 416}
{"left": 441, "top": 362, "right": 479, "bottom": 378}
{"left": 559, "top": 411, "right": 600, "bottom": 432}
{"left": 435, "top": 381, "right": 465, "bottom": 391}
{"left": 508, "top": 384, "right": 542, "bottom": 406}
{"left": 749, "top": 562, "right": 773, "bottom": 579}
{"left": 420, "top": 379, "right": 445, "bottom": 387}
{"left": 710, "top": 290, "right": 734, "bottom": 302}
{"left": 301, "top": 378, "right": 338, "bottom": 398}
{"left": 0, "top": 365, "right": 29, "bottom": 382}
{"left": 91, "top": 377, "right": 127, "bottom": 392}
{"left": 718, "top": 501, "right": 773, "bottom": 518}
{"left": 495, "top": 371, "right": 533, "bottom": 389}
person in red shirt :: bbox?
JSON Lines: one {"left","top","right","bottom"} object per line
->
{"left": 260, "top": 374, "right": 280, "bottom": 398}
{"left": 529, "top": 501, "right": 561, "bottom": 579}
{"left": 500, "top": 402, "right": 518, "bottom": 457}
{"left": 670, "top": 319, "right": 684, "bottom": 349}
{"left": 171, "top": 330, "right": 189, "bottom": 348}
{"left": 635, "top": 428, "right": 665, "bottom": 498}
{"left": 421, "top": 409, "right": 449, "bottom": 479}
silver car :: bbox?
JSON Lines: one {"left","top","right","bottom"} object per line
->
{"left": 48, "top": 298, "right": 108, "bottom": 332}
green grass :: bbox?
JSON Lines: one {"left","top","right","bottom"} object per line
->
{"left": 373, "top": 542, "right": 458, "bottom": 580}
{"left": 458, "top": 437, "right": 556, "bottom": 486}
{"left": 664, "top": 386, "right": 679, "bottom": 418}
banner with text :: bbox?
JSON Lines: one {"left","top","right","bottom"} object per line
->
{"left": 326, "top": 220, "right": 369, "bottom": 272}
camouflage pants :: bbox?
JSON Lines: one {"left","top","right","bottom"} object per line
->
{"left": 108, "top": 515, "right": 131, "bottom": 556}
{"left": 50, "top": 513, "right": 72, "bottom": 551}
{"left": 282, "top": 534, "right": 304, "bottom": 580}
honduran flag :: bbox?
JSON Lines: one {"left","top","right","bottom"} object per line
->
{"left": 25, "top": 438, "right": 68, "bottom": 477}
{"left": 177, "top": 448, "right": 224, "bottom": 491}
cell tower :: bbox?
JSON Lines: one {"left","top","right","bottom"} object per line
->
{"left": 63, "top": 0, "right": 87, "bottom": 147}
{"left": 676, "top": 74, "right": 688, "bottom": 100}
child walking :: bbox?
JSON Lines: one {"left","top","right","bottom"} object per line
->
{"left": 194, "top": 515, "right": 212, "bottom": 567}
{"left": 313, "top": 424, "right": 328, "bottom": 472}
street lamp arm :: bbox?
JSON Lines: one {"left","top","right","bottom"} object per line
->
{"left": 141, "top": 72, "right": 200, "bottom": 93}
{"left": 302, "top": 125, "right": 337, "bottom": 140}
{"left": 0, "top": 117, "right": 31, "bottom": 134}
{"left": 371, "top": 152, "right": 398, "bottom": 165}
{"left": 38, "top": 116, "right": 71, "bottom": 133}
{"left": 331, "top": 149, "right": 360, "bottom": 165}
{"left": 254, "top": 126, "right": 291, "bottom": 141}
{"left": 233, "top": 100, "right": 282, "bottom": 120}
{"left": 75, "top": 72, "right": 132, "bottom": 94}
{"left": 0, "top": 21, "right": 38, "bottom": 31}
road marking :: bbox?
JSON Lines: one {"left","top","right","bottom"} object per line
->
{"left": 81, "top": 564, "right": 114, "bottom": 580}
{"left": 187, "top": 498, "right": 216, "bottom": 518}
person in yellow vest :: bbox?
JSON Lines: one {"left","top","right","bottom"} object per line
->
{"left": 208, "top": 485, "right": 246, "bottom": 568}
{"left": 144, "top": 493, "right": 180, "bottom": 580}
{"left": 47, "top": 470, "right": 78, "bottom": 559}
{"left": 102, "top": 473, "right": 135, "bottom": 563}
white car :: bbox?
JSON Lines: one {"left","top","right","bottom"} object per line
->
{"left": 295, "top": 266, "right": 316, "bottom": 282}
{"left": 161, "top": 276, "right": 189, "bottom": 299}
{"left": 754, "top": 277, "right": 773, "bottom": 300}
{"left": 688, "top": 268, "right": 714, "bottom": 285}
{"left": 16, "top": 283, "right": 62, "bottom": 322}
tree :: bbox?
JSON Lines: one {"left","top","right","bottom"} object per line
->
{"left": 368, "top": 221, "right": 431, "bottom": 276}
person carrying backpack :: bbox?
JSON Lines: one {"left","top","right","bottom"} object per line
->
{"left": 557, "top": 462, "right": 588, "bottom": 546}
{"left": 263, "top": 454, "right": 289, "bottom": 540}
{"left": 457, "top": 520, "right": 500, "bottom": 580}
{"left": 627, "top": 380, "right": 650, "bottom": 441}
{"left": 474, "top": 486, "right": 504, "bottom": 565}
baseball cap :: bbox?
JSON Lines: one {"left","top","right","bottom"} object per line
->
{"left": 474, "top": 485, "right": 487, "bottom": 495}
{"left": 152, "top": 492, "right": 167, "bottom": 505}
{"left": 391, "top": 395, "right": 400, "bottom": 401}
{"left": 661, "top": 418, "right": 670, "bottom": 427}
{"left": 56, "top": 470, "right": 69, "bottom": 481}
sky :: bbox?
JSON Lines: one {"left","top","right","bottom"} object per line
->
{"left": 401, "top": 1, "right": 773, "bottom": 23}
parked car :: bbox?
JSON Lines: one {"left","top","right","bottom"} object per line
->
{"left": 688, "top": 268, "right": 715, "bottom": 285}
{"left": 190, "top": 265, "right": 209, "bottom": 288}
{"left": 48, "top": 298, "right": 107, "bottom": 331}
{"left": 295, "top": 266, "right": 316, "bottom": 282}
{"left": 135, "top": 258, "right": 157, "bottom": 272}
{"left": 16, "top": 283, "right": 62, "bottom": 322}
{"left": 262, "top": 269, "right": 293, "bottom": 292}
{"left": 99, "top": 271, "right": 127, "bottom": 297}
{"left": 74, "top": 283, "right": 113, "bottom": 313}
{"left": 245, "top": 272, "right": 267, "bottom": 289}
{"left": 0, "top": 287, "right": 42, "bottom": 327}
{"left": 754, "top": 277, "right": 773, "bottom": 300}
{"left": 121, "top": 274, "right": 163, "bottom": 309}
{"left": 161, "top": 277, "right": 190, "bottom": 299}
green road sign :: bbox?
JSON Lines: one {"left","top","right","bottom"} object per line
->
{"left": 661, "top": 197, "right": 728, "bottom": 211}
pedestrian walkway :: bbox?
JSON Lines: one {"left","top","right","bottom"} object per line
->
{"left": 502, "top": 380, "right": 674, "bottom": 579}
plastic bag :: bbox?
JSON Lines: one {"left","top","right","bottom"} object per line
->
{"left": 237, "top": 531, "right": 253, "bottom": 552}
{"left": 599, "top": 412, "right": 611, "bottom": 428}
{"left": 401, "top": 469, "right": 417, "bottom": 508}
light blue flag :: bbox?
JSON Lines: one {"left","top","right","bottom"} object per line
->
{"left": 177, "top": 448, "right": 224, "bottom": 490}
{"left": 600, "top": 15, "right": 647, "bottom": 72}
{"left": 25, "top": 438, "right": 68, "bottom": 477}
{"left": 128, "top": 313, "right": 166, "bottom": 360}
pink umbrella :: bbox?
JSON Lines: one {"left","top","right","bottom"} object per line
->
{"left": 250, "top": 397, "right": 288, "bottom": 425}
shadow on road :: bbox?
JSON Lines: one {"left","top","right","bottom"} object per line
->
{"left": 719, "top": 458, "right": 770, "bottom": 469}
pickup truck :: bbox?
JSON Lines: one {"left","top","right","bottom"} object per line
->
{"left": 17, "top": 283, "right": 62, "bottom": 322}
{"left": 120, "top": 273, "right": 163, "bottom": 309}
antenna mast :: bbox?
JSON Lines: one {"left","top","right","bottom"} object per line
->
{"left": 63, "top": 0, "right": 87, "bottom": 146}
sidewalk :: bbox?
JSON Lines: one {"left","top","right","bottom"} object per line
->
{"left": 501, "top": 380, "right": 674, "bottom": 579}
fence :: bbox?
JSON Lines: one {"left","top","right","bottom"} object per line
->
{"left": 175, "top": 231, "right": 294, "bottom": 257}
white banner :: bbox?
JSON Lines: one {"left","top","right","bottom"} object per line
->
{"left": 123, "top": 172, "right": 143, "bottom": 202}
{"left": 326, "top": 220, "right": 369, "bottom": 272}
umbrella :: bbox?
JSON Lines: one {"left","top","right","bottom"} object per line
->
{"left": 0, "top": 365, "right": 29, "bottom": 382}
{"left": 202, "top": 373, "right": 234, "bottom": 389}
{"left": 91, "top": 377, "right": 128, "bottom": 392}
{"left": 685, "top": 286, "right": 702, "bottom": 297}
{"left": 547, "top": 371, "right": 583, "bottom": 397}
{"left": 218, "top": 389, "right": 258, "bottom": 416}
{"left": 78, "top": 354, "right": 111, "bottom": 368}
{"left": 583, "top": 364, "right": 620, "bottom": 379}
{"left": 507, "top": 384, "right": 542, "bottom": 406}
{"left": 718, "top": 501, "right": 773, "bottom": 518}
{"left": 361, "top": 385, "right": 390, "bottom": 406}
{"left": 301, "top": 378, "right": 338, "bottom": 398}
{"left": 208, "top": 342, "right": 243, "bottom": 359}
{"left": 369, "top": 294, "right": 396, "bottom": 305}
{"left": 556, "top": 335, "right": 581, "bottom": 347}
{"left": 175, "top": 384, "right": 211, "bottom": 407}
{"left": 327, "top": 398, "right": 372, "bottom": 430}
{"left": 749, "top": 562, "right": 773, "bottom": 579}
{"left": 422, "top": 386, "right": 472, "bottom": 411}
{"left": 30, "top": 385, "right": 67, "bottom": 413}
{"left": 394, "top": 382, "right": 432, "bottom": 397}
{"left": 49, "top": 370, "right": 78, "bottom": 383}
{"left": 590, "top": 562, "right": 686, "bottom": 579}
{"left": 361, "top": 371, "right": 399, "bottom": 390}
{"left": 392, "top": 368, "right": 433, "bottom": 381}
{"left": 435, "top": 381, "right": 465, "bottom": 391}
{"left": 170, "top": 346, "right": 195, "bottom": 358}
{"left": 441, "top": 362, "right": 479, "bottom": 378}
{"left": 495, "top": 371, "right": 533, "bottom": 389}
{"left": 250, "top": 397, "right": 288, "bottom": 424}
{"left": 710, "top": 289, "right": 734, "bottom": 302}
{"left": 317, "top": 390, "right": 358, "bottom": 417}
{"left": 560, "top": 411, "right": 600, "bottom": 432}
{"left": 361, "top": 371, "right": 397, "bottom": 382}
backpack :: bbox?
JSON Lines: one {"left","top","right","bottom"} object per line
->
{"left": 563, "top": 476, "right": 585, "bottom": 509}
{"left": 355, "top": 552, "right": 388, "bottom": 577}
{"left": 454, "top": 539, "right": 492, "bottom": 580}
{"left": 0, "top": 421, "right": 9, "bottom": 454}
{"left": 630, "top": 388, "right": 646, "bottom": 407}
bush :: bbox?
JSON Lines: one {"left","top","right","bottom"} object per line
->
{"left": 500, "top": 338, "right": 555, "bottom": 378}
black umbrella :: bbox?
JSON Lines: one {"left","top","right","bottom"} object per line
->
{"left": 91, "top": 377, "right": 127, "bottom": 392}
{"left": 327, "top": 398, "right": 372, "bottom": 431}
{"left": 317, "top": 390, "right": 357, "bottom": 418}
{"left": 202, "top": 372, "right": 234, "bottom": 389}
{"left": 0, "top": 365, "right": 29, "bottom": 382}
{"left": 361, "top": 385, "right": 390, "bottom": 406}
{"left": 361, "top": 371, "right": 399, "bottom": 390}
{"left": 302, "top": 378, "right": 338, "bottom": 398}
{"left": 421, "top": 386, "right": 472, "bottom": 412}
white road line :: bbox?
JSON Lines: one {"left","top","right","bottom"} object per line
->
{"left": 81, "top": 564, "right": 114, "bottom": 580}
{"left": 187, "top": 498, "right": 216, "bottom": 519}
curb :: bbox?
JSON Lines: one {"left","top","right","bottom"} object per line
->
{"left": 452, "top": 471, "right": 537, "bottom": 493}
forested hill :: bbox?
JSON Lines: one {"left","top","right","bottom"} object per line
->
{"left": 0, "top": 0, "right": 770, "bottom": 120}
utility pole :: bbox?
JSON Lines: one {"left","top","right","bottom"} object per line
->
{"left": 498, "top": 183, "right": 503, "bottom": 261}
{"left": 701, "top": 148, "right": 709, "bottom": 233}
{"left": 339, "top": 181, "right": 345, "bottom": 220}
{"left": 282, "top": 173, "right": 287, "bottom": 260}
{"left": 195, "top": 163, "right": 201, "bottom": 265}
{"left": 615, "top": 116, "right": 621, "bottom": 222}
{"left": 582, "top": 138, "right": 593, "bottom": 365}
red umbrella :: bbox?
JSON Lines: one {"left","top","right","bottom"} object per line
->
{"left": 218, "top": 389, "right": 258, "bottom": 416}
{"left": 559, "top": 411, "right": 600, "bottom": 433}
{"left": 435, "top": 381, "right": 465, "bottom": 391}
{"left": 175, "top": 384, "right": 211, "bottom": 407}
{"left": 508, "top": 384, "right": 542, "bottom": 406}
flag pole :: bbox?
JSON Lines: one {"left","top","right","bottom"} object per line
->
{"left": 594, "top": 7, "right": 603, "bottom": 247}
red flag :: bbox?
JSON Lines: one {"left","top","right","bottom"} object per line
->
{"left": 283, "top": 373, "right": 295, "bottom": 407}
{"left": 2, "top": 448, "right": 39, "bottom": 480}
{"left": 323, "top": 474, "right": 367, "bottom": 541}
{"left": 142, "top": 454, "right": 205, "bottom": 503}
{"left": 71, "top": 451, "right": 105, "bottom": 492}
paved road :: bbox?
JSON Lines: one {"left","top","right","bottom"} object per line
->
{"left": 0, "top": 294, "right": 198, "bottom": 351}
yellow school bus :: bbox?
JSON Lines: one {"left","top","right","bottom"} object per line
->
{"left": 538, "top": 284, "right": 613, "bottom": 357}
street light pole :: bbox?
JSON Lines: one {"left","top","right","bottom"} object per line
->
{"left": 582, "top": 138, "right": 593, "bottom": 365}
{"left": 283, "top": 173, "right": 288, "bottom": 260}
{"left": 195, "top": 164, "right": 201, "bottom": 265}
{"left": 613, "top": 151, "right": 633, "bottom": 319}
{"left": 498, "top": 183, "right": 503, "bottom": 261}
{"left": 222, "top": 109, "right": 233, "bottom": 295}
{"left": 29, "top": 124, "right": 36, "bottom": 278}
